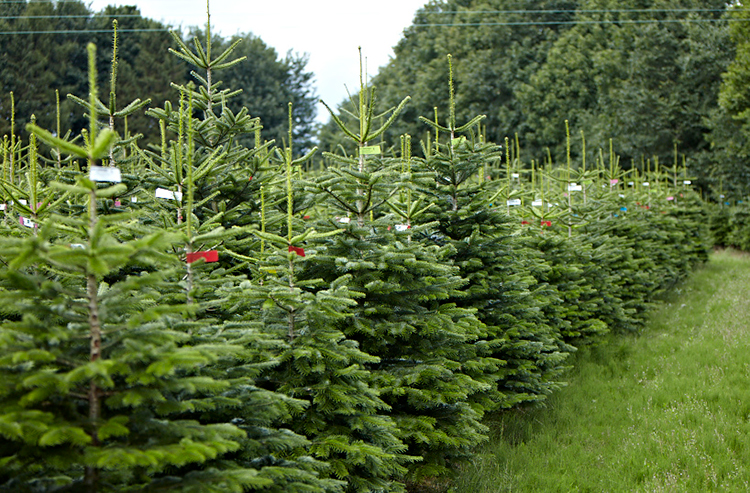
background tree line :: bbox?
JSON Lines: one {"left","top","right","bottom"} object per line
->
{"left": 0, "top": 0, "right": 318, "bottom": 153}
{"left": 4, "top": 0, "right": 750, "bottom": 199}
{"left": 319, "top": 0, "right": 750, "bottom": 200}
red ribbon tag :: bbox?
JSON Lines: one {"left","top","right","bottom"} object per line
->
{"left": 288, "top": 245, "right": 305, "bottom": 257}
{"left": 186, "top": 250, "right": 219, "bottom": 263}
{"left": 521, "top": 220, "right": 530, "bottom": 225}
{"left": 541, "top": 220, "right": 552, "bottom": 227}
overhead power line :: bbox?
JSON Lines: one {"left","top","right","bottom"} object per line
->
{"left": 410, "top": 18, "right": 748, "bottom": 28}
{"left": 420, "top": 8, "right": 733, "bottom": 14}
{"left": 0, "top": 14, "right": 143, "bottom": 19}
{"left": 0, "top": 28, "right": 169, "bottom": 35}
{"left": 0, "top": 6, "right": 746, "bottom": 35}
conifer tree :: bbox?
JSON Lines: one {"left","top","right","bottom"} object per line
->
{"left": 0, "top": 43, "right": 261, "bottom": 491}
{"left": 308, "top": 52, "right": 494, "bottom": 482}
{"left": 241, "top": 123, "right": 411, "bottom": 492}
{"left": 128, "top": 9, "right": 353, "bottom": 490}
{"left": 415, "top": 56, "right": 573, "bottom": 410}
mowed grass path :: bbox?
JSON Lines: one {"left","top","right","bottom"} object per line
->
{"left": 454, "top": 249, "right": 750, "bottom": 492}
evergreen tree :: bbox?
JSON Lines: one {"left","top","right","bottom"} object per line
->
{"left": 308, "top": 56, "right": 494, "bottom": 482}
{"left": 135, "top": 18, "right": 349, "bottom": 491}
{"left": 245, "top": 128, "right": 410, "bottom": 492}
{"left": 414, "top": 57, "right": 573, "bottom": 410}
{"left": 0, "top": 44, "right": 258, "bottom": 491}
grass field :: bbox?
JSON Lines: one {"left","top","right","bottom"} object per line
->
{"left": 452, "top": 248, "right": 750, "bottom": 492}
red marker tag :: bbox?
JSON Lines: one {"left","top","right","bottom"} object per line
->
{"left": 288, "top": 245, "right": 305, "bottom": 257}
{"left": 186, "top": 250, "right": 219, "bottom": 263}
{"left": 521, "top": 220, "right": 530, "bottom": 225}
{"left": 541, "top": 220, "right": 552, "bottom": 227}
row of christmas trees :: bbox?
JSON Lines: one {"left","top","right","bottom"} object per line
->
{"left": 0, "top": 19, "right": 711, "bottom": 493}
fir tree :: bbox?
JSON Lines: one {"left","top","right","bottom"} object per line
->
{"left": 235, "top": 103, "right": 410, "bottom": 493}
{"left": 0, "top": 43, "right": 256, "bottom": 491}
{"left": 310, "top": 52, "right": 493, "bottom": 482}
{"left": 130, "top": 11, "right": 352, "bottom": 490}
{"left": 416, "top": 56, "right": 573, "bottom": 410}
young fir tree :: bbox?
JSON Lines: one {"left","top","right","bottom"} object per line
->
{"left": 139, "top": 91, "right": 340, "bottom": 492}
{"left": 128, "top": 10, "right": 350, "bottom": 490}
{"left": 415, "top": 56, "right": 573, "bottom": 410}
{"left": 0, "top": 43, "right": 263, "bottom": 491}
{"left": 518, "top": 128, "right": 612, "bottom": 347}
{"left": 308, "top": 53, "right": 494, "bottom": 482}
{"left": 231, "top": 103, "right": 410, "bottom": 493}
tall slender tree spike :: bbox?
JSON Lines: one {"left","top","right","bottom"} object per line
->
{"left": 87, "top": 43, "right": 98, "bottom": 147}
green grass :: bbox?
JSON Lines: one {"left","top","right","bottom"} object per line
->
{"left": 453, "top": 248, "right": 750, "bottom": 492}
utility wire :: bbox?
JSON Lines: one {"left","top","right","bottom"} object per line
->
{"left": 1, "top": 16, "right": 744, "bottom": 35}
{"left": 0, "top": 14, "right": 143, "bottom": 19}
{"left": 0, "top": 28, "right": 169, "bottom": 34}
{"left": 421, "top": 8, "right": 733, "bottom": 14}
{"left": 0, "top": 6, "right": 745, "bottom": 34}
{"left": 410, "top": 18, "right": 748, "bottom": 28}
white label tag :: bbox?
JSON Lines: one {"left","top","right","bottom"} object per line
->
{"left": 628, "top": 182, "right": 634, "bottom": 186}
{"left": 532, "top": 200, "right": 543, "bottom": 207}
{"left": 643, "top": 182, "right": 650, "bottom": 187}
{"left": 512, "top": 173, "right": 520, "bottom": 179}
{"left": 89, "top": 166, "right": 122, "bottom": 183}
{"left": 0, "top": 204, "right": 5, "bottom": 211}
{"left": 395, "top": 224, "right": 409, "bottom": 232}
{"left": 338, "top": 217, "right": 351, "bottom": 224}
{"left": 155, "top": 188, "right": 182, "bottom": 201}
{"left": 684, "top": 180, "right": 692, "bottom": 185}
{"left": 131, "top": 196, "right": 138, "bottom": 203}
{"left": 619, "top": 194, "right": 625, "bottom": 198}
{"left": 71, "top": 243, "right": 85, "bottom": 249}
{"left": 19, "top": 199, "right": 27, "bottom": 205}
{"left": 507, "top": 199, "right": 522, "bottom": 206}
{"left": 568, "top": 184, "right": 582, "bottom": 192}
{"left": 20, "top": 217, "right": 35, "bottom": 228}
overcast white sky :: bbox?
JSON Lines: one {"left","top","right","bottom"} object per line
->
{"left": 87, "top": 0, "right": 428, "bottom": 124}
